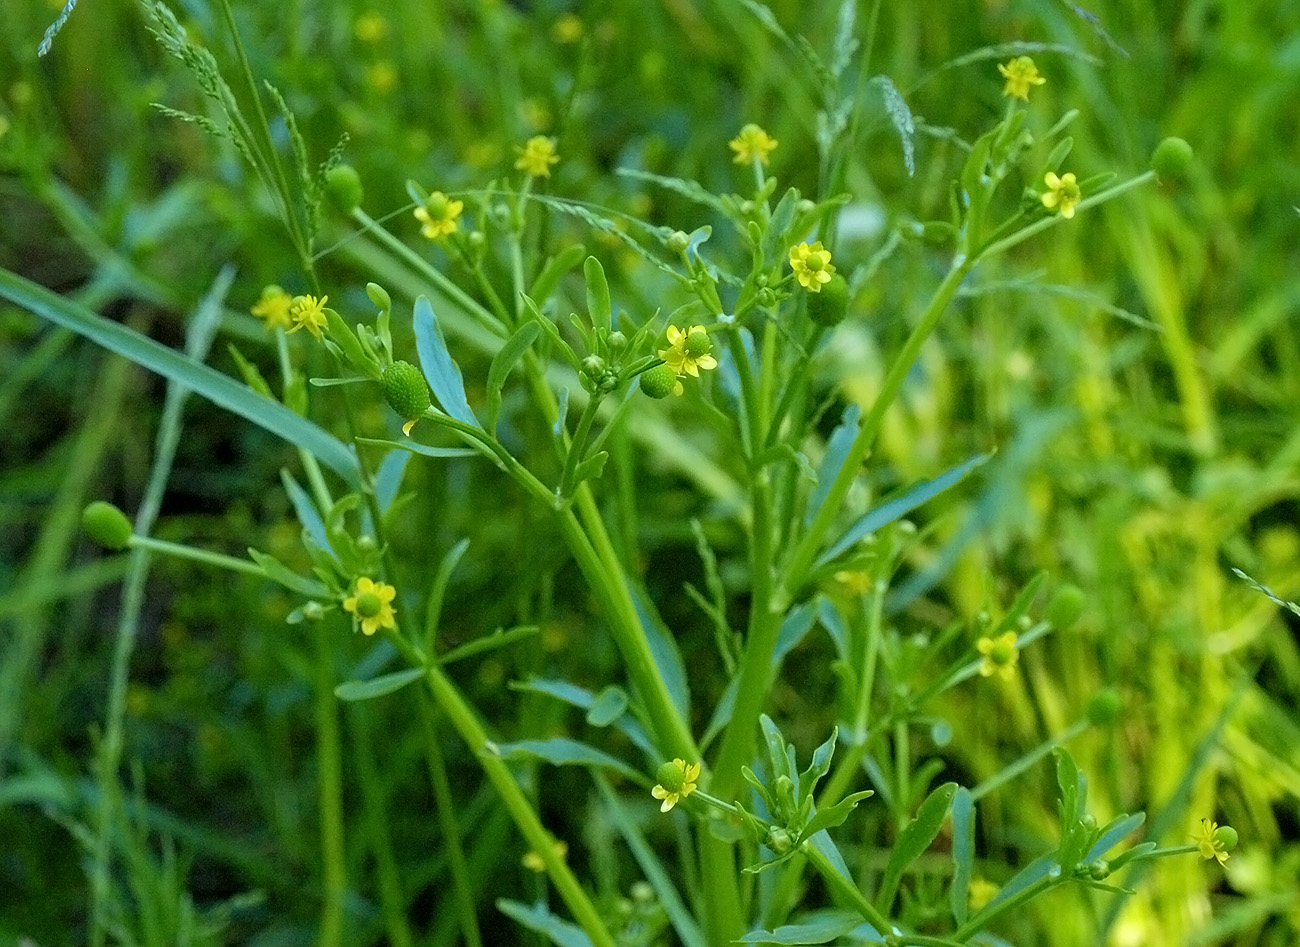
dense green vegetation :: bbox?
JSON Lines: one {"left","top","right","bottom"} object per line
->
{"left": 2, "top": 1, "right": 1297, "bottom": 945}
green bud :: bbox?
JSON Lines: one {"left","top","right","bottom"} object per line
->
{"left": 1086, "top": 687, "right": 1122, "bottom": 727}
{"left": 666, "top": 230, "right": 691, "bottom": 254}
{"left": 640, "top": 364, "right": 680, "bottom": 399}
{"left": 766, "top": 827, "right": 793, "bottom": 854}
{"left": 383, "top": 360, "right": 432, "bottom": 424}
{"left": 1087, "top": 859, "right": 1111, "bottom": 880}
{"left": 468, "top": 230, "right": 487, "bottom": 251}
{"left": 807, "top": 273, "right": 849, "bottom": 327}
{"left": 366, "top": 282, "right": 392, "bottom": 313}
{"left": 607, "top": 330, "right": 628, "bottom": 353}
{"left": 757, "top": 288, "right": 778, "bottom": 308}
{"left": 1213, "top": 825, "right": 1238, "bottom": 851}
{"left": 82, "top": 501, "right": 133, "bottom": 550}
{"left": 1045, "top": 584, "right": 1086, "bottom": 630}
{"left": 581, "top": 355, "right": 607, "bottom": 378}
{"left": 302, "top": 601, "right": 327, "bottom": 622}
{"left": 1150, "top": 137, "right": 1193, "bottom": 184}
{"left": 324, "top": 164, "right": 363, "bottom": 213}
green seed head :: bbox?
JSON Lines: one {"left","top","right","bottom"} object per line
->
{"left": 1213, "top": 825, "right": 1238, "bottom": 851}
{"left": 1086, "top": 687, "right": 1123, "bottom": 727}
{"left": 655, "top": 760, "right": 686, "bottom": 792}
{"left": 383, "top": 360, "right": 432, "bottom": 422}
{"left": 683, "top": 326, "right": 713, "bottom": 359}
{"left": 1045, "top": 584, "right": 1086, "bottom": 631}
{"left": 82, "top": 501, "right": 133, "bottom": 550}
{"left": 324, "top": 164, "right": 364, "bottom": 213}
{"left": 807, "top": 273, "right": 849, "bottom": 326}
{"left": 640, "top": 364, "right": 679, "bottom": 399}
{"left": 1150, "top": 137, "right": 1193, "bottom": 184}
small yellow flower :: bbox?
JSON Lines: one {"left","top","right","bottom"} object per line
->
{"left": 522, "top": 838, "right": 569, "bottom": 872}
{"left": 367, "top": 60, "right": 397, "bottom": 95}
{"left": 968, "top": 877, "right": 1000, "bottom": 911}
{"left": 251, "top": 285, "right": 294, "bottom": 331}
{"left": 976, "top": 631, "right": 1020, "bottom": 680}
{"left": 413, "top": 191, "right": 464, "bottom": 240}
{"left": 729, "top": 123, "right": 778, "bottom": 166}
{"left": 287, "top": 294, "right": 329, "bottom": 340}
{"left": 342, "top": 576, "right": 397, "bottom": 636}
{"left": 514, "top": 135, "right": 560, "bottom": 178}
{"left": 1041, "top": 171, "right": 1082, "bottom": 219}
{"left": 659, "top": 325, "right": 717, "bottom": 378}
{"left": 1192, "top": 818, "right": 1234, "bottom": 866}
{"left": 834, "top": 570, "right": 872, "bottom": 597}
{"left": 353, "top": 11, "right": 389, "bottom": 43}
{"left": 651, "top": 759, "right": 700, "bottom": 813}
{"left": 998, "top": 56, "right": 1046, "bottom": 101}
{"left": 789, "top": 241, "right": 836, "bottom": 292}
{"left": 551, "top": 13, "right": 583, "bottom": 44}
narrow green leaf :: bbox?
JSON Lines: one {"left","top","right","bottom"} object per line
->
{"left": 333, "top": 667, "right": 426, "bottom": 702}
{"left": 522, "top": 293, "right": 582, "bottom": 370}
{"left": 425, "top": 537, "right": 470, "bottom": 646}
{"left": 529, "top": 243, "right": 588, "bottom": 303}
{"left": 876, "top": 782, "right": 959, "bottom": 912}
{"left": 950, "top": 787, "right": 975, "bottom": 924}
{"left": 247, "top": 548, "right": 331, "bottom": 598}
{"left": 438, "top": 625, "right": 539, "bottom": 665}
{"left": 324, "top": 308, "right": 381, "bottom": 380}
{"left": 572, "top": 450, "right": 609, "bottom": 485}
{"left": 496, "top": 899, "right": 593, "bottom": 947}
{"left": 800, "top": 790, "right": 873, "bottom": 839}
{"left": 1085, "top": 812, "right": 1145, "bottom": 863}
{"left": 586, "top": 686, "right": 628, "bottom": 727}
{"left": 0, "top": 266, "right": 360, "bottom": 486}
{"left": 356, "top": 437, "right": 478, "bottom": 459}
{"left": 492, "top": 738, "right": 644, "bottom": 784}
{"left": 486, "top": 321, "right": 540, "bottom": 433}
{"left": 583, "top": 256, "right": 612, "bottom": 334}
{"left": 738, "top": 910, "right": 862, "bottom": 944}
{"left": 799, "top": 728, "right": 838, "bottom": 800}
{"left": 413, "top": 295, "right": 481, "bottom": 429}
{"left": 870, "top": 75, "right": 916, "bottom": 176}
{"left": 226, "top": 344, "right": 274, "bottom": 399}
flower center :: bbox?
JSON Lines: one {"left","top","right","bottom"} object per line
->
{"left": 990, "top": 641, "right": 1016, "bottom": 664}
{"left": 355, "top": 592, "right": 383, "bottom": 618}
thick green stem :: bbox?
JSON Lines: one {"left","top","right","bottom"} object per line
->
{"left": 782, "top": 257, "right": 974, "bottom": 596}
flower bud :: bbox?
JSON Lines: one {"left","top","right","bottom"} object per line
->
{"left": 639, "top": 364, "right": 680, "bottom": 399}
{"left": 1150, "top": 137, "right": 1193, "bottom": 184}
{"left": 1087, "top": 859, "right": 1111, "bottom": 880}
{"left": 766, "top": 827, "right": 793, "bottom": 854}
{"left": 581, "top": 355, "right": 607, "bottom": 378}
{"left": 807, "top": 273, "right": 849, "bottom": 327}
{"left": 1086, "top": 687, "right": 1122, "bottom": 727}
{"left": 82, "top": 501, "right": 133, "bottom": 550}
{"left": 366, "top": 282, "right": 391, "bottom": 312}
{"left": 666, "top": 230, "right": 691, "bottom": 254}
{"left": 607, "top": 330, "right": 628, "bottom": 353}
{"left": 1045, "top": 584, "right": 1085, "bottom": 631}
{"left": 324, "top": 164, "right": 363, "bottom": 213}
{"left": 383, "top": 360, "right": 432, "bottom": 432}
{"left": 302, "top": 601, "right": 326, "bottom": 622}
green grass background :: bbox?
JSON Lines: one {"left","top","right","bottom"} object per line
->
{"left": 1, "top": 0, "right": 1298, "bottom": 944}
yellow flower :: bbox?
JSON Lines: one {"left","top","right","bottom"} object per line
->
{"left": 287, "top": 294, "right": 329, "bottom": 340}
{"left": 659, "top": 325, "right": 717, "bottom": 378}
{"left": 968, "top": 877, "right": 1000, "bottom": 911}
{"left": 367, "top": 60, "right": 397, "bottom": 95}
{"left": 1041, "top": 171, "right": 1082, "bottom": 219}
{"left": 514, "top": 135, "right": 560, "bottom": 178}
{"left": 729, "top": 123, "right": 778, "bottom": 166}
{"left": 976, "top": 631, "right": 1020, "bottom": 680}
{"left": 1192, "top": 818, "right": 1234, "bottom": 866}
{"left": 551, "top": 13, "right": 583, "bottom": 44}
{"left": 251, "top": 285, "right": 294, "bottom": 331}
{"left": 522, "top": 838, "right": 569, "bottom": 872}
{"left": 651, "top": 759, "right": 700, "bottom": 813}
{"left": 998, "top": 56, "right": 1046, "bottom": 101}
{"left": 834, "top": 570, "right": 872, "bottom": 597}
{"left": 353, "top": 11, "right": 388, "bottom": 43}
{"left": 789, "top": 241, "right": 836, "bottom": 292}
{"left": 414, "top": 191, "right": 464, "bottom": 240}
{"left": 342, "top": 576, "right": 397, "bottom": 636}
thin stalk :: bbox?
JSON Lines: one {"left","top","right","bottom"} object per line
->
{"left": 314, "top": 621, "right": 347, "bottom": 947}
{"left": 969, "top": 718, "right": 1090, "bottom": 802}
{"left": 978, "top": 171, "right": 1157, "bottom": 259}
{"left": 952, "top": 875, "right": 1055, "bottom": 942}
{"left": 418, "top": 701, "right": 484, "bottom": 947}
{"left": 420, "top": 661, "right": 619, "bottom": 947}
{"left": 802, "top": 837, "right": 894, "bottom": 936}
{"left": 125, "top": 535, "right": 263, "bottom": 576}
{"left": 782, "top": 257, "right": 974, "bottom": 597}
{"left": 557, "top": 391, "right": 603, "bottom": 499}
